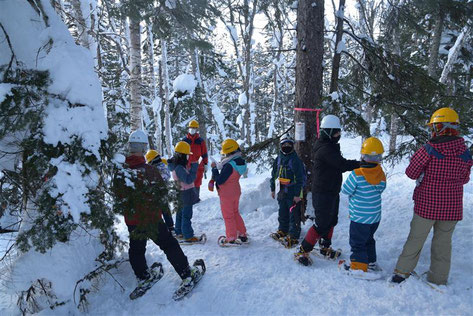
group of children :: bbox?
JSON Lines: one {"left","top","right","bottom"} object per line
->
{"left": 122, "top": 107, "right": 471, "bottom": 295}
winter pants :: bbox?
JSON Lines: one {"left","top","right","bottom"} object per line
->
{"left": 220, "top": 194, "right": 246, "bottom": 241}
{"left": 175, "top": 205, "right": 194, "bottom": 239}
{"left": 301, "top": 193, "right": 339, "bottom": 252}
{"left": 349, "top": 221, "right": 379, "bottom": 264}
{"left": 127, "top": 222, "right": 189, "bottom": 280}
{"left": 162, "top": 209, "right": 174, "bottom": 229}
{"left": 395, "top": 213, "right": 457, "bottom": 285}
{"left": 277, "top": 198, "right": 301, "bottom": 239}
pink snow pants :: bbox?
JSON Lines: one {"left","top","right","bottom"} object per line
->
{"left": 220, "top": 195, "right": 246, "bottom": 241}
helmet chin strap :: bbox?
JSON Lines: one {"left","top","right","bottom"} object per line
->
{"left": 321, "top": 128, "right": 333, "bottom": 139}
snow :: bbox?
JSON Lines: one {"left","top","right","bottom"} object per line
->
{"left": 1, "top": 135, "right": 472, "bottom": 315}
{"left": 0, "top": 0, "right": 107, "bottom": 158}
{"left": 336, "top": 39, "right": 346, "bottom": 54}
{"left": 238, "top": 92, "right": 248, "bottom": 105}
{"left": 172, "top": 74, "right": 197, "bottom": 95}
{"left": 0, "top": 83, "right": 15, "bottom": 103}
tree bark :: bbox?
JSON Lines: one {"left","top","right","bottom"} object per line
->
{"left": 427, "top": 6, "right": 445, "bottom": 78}
{"left": 161, "top": 40, "right": 173, "bottom": 156}
{"left": 329, "top": 0, "right": 346, "bottom": 114}
{"left": 295, "top": 0, "right": 324, "bottom": 188}
{"left": 129, "top": 15, "right": 142, "bottom": 131}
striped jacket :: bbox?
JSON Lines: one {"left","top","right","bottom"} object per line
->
{"left": 341, "top": 164, "right": 386, "bottom": 224}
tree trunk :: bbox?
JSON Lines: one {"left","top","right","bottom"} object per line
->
{"left": 129, "top": 15, "right": 142, "bottom": 131}
{"left": 295, "top": 0, "right": 324, "bottom": 189}
{"left": 329, "top": 0, "right": 345, "bottom": 114}
{"left": 162, "top": 40, "right": 173, "bottom": 156}
{"left": 389, "top": 112, "right": 400, "bottom": 154}
{"left": 427, "top": 7, "right": 444, "bottom": 78}
{"left": 70, "top": 0, "right": 91, "bottom": 50}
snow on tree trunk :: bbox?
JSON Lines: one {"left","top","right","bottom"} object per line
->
{"left": 295, "top": 0, "right": 325, "bottom": 187}
{"left": 70, "top": 0, "right": 91, "bottom": 50}
{"left": 129, "top": 15, "right": 142, "bottom": 131}
{"left": 161, "top": 40, "right": 173, "bottom": 156}
{"left": 439, "top": 24, "right": 472, "bottom": 85}
{"left": 389, "top": 112, "right": 400, "bottom": 154}
{"left": 427, "top": 8, "right": 444, "bottom": 78}
{"left": 147, "top": 23, "right": 162, "bottom": 150}
{"left": 329, "top": 0, "right": 346, "bottom": 114}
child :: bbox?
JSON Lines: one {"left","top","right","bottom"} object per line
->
{"left": 341, "top": 137, "right": 386, "bottom": 273}
{"left": 294, "top": 115, "right": 360, "bottom": 266}
{"left": 391, "top": 107, "right": 472, "bottom": 285}
{"left": 270, "top": 134, "right": 305, "bottom": 248}
{"left": 211, "top": 139, "right": 248, "bottom": 245}
{"left": 167, "top": 142, "right": 200, "bottom": 243}
{"left": 146, "top": 149, "right": 174, "bottom": 234}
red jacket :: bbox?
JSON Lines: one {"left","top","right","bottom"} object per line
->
{"left": 406, "top": 136, "right": 472, "bottom": 221}
{"left": 183, "top": 133, "right": 208, "bottom": 187}
{"left": 121, "top": 155, "right": 164, "bottom": 226}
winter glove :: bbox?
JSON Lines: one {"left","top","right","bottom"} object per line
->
{"left": 208, "top": 179, "right": 215, "bottom": 192}
{"left": 167, "top": 157, "right": 174, "bottom": 164}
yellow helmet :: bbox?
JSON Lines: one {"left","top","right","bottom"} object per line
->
{"left": 145, "top": 150, "right": 160, "bottom": 163}
{"left": 174, "top": 141, "right": 192, "bottom": 155}
{"left": 188, "top": 120, "right": 199, "bottom": 128}
{"left": 428, "top": 107, "right": 459, "bottom": 125}
{"left": 361, "top": 137, "right": 384, "bottom": 155}
{"left": 221, "top": 139, "right": 239, "bottom": 155}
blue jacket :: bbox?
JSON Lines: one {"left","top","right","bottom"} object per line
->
{"left": 341, "top": 164, "right": 386, "bottom": 224}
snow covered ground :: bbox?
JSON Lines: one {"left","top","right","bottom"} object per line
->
{"left": 1, "top": 135, "right": 472, "bottom": 315}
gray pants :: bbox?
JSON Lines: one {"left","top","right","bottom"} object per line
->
{"left": 395, "top": 213, "right": 457, "bottom": 285}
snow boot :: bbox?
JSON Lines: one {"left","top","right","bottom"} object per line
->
{"left": 172, "top": 259, "right": 206, "bottom": 300}
{"left": 294, "top": 246, "right": 312, "bottom": 266}
{"left": 129, "top": 262, "right": 164, "bottom": 300}
{"left": 238, "top": 235, "right": 249, "bottom": 244}
{"left": 390, "top": 273, "right": 407, "bottom": 284}
{"left": 368, "top": 262, "right": 382, "bottom": 272}
{"left": 179, "top": 234, "right": 207, "bottom": 245}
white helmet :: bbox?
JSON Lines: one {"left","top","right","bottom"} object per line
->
{"left": 128, "top": 130, "right": 148, "bottom": 144}
{"left": 320, "top": 115, "right": 341, "bottom": 129}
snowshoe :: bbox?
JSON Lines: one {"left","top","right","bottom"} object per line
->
{"left": 338, "top": 260, "right": 384, "bottom": 281}
{"left": 294, "top": 249, "right": 313, "bottom": 266}
{"left": 315, "top": 247, "right": 342, "bottom": 260}
{"left": 279, "top": 236, "right": 299, "bottom": 249}
{"left": 172, "top": 259, "right": 206, "bottom": 301}
{"left": 270, "top": 230, "right": 286, "bottom": 241}
{"left": 410, "top": 271, "right": 445, "bottom": 293}
{"left": 179, "top": 233, "right": 207, "bottom": 245}
{"left": 218, "top": 236, "right": 244, "bottom": 247}
{"left": 129, "top": 262, "right": 164, "bottom": 300}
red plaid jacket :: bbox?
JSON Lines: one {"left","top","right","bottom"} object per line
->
{"left": 405, "top": 137, "right": 472, "bottom": 221}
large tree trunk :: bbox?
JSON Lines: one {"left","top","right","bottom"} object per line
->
{"left": 295, "top": 0, "right": 325, "bottom": 189}
{"left": 329, "top": 0, "right": 346, "bottom": 114}
{"left": 129, "top": 15, "right": 142, "bottom": 131}
{"left": 427, "top": 6, "right": 445, "bottom": 78}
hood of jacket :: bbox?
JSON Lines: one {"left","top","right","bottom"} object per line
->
{"left": 357, "top": 164, "right": 386, "bottom": 185}
{"left": 428, "top": 136, "right": 467, "bottom": 157}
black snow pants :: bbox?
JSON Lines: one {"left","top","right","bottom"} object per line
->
{"left": 127, "top": 221, "right": 189, "bottom": 280}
